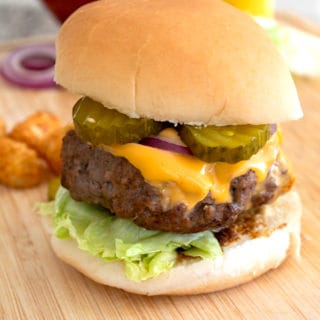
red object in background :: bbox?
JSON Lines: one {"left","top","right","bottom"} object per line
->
{"left": 42, "top": 0, "right": 95, "bottom": 22}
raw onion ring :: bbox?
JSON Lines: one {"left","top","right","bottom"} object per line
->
{"left": 140, "top": 136, "right": 192, "bottom": 155}
{"left": 0, "top": 43, "right": 56, "bottom": 88}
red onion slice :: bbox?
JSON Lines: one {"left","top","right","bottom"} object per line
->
{"left": 21, "top": 54, "right": 55, "bottom": 71}
{"left": 140, "top": 136, "right": 192, "bottom": 155}
{"left": 0, "top": 43, "right": 56, "bottom": 89}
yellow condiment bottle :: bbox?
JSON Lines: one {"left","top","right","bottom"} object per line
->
{"left": 224, "top": 0, "right": 275, "bottom": 17}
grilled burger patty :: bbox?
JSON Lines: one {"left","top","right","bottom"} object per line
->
{"left": 61, "top": 130, "right": 291, "bottom": 233}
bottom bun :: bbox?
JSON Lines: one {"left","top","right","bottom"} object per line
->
{"left": 49, "top": 191, "right": 302, "bottom": 296}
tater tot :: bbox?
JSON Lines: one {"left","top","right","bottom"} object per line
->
{"left": 0, "top": 137, "right": 48, "bottom": 188}
{"left": 0, "top": 117, "right": 6, "bottom": 136}
{"left": 41, "top": 126, "right": 71, "bottom": 175}
{"left": 10, "top": 111, "right": 61, "bottom": 156}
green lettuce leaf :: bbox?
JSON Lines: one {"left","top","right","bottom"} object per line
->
{"left": 37, "top": 187, "right": 222, "bottom": 281}
{"left": 256, "top": 17, "right": 320, "bottom": 77}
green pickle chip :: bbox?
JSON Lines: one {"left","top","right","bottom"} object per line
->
{"left": 72, "top": 96, "right": 273, "bottom": 164}
{"left": 48, "top": 177, "right": 61, "bottom": 200}
{"left": 179, "top": 124, "right": 273, "bottom": 163}
{"left": 73, "top": 97, "right": 163, "bottom": 145}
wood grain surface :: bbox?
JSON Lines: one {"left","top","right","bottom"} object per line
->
{"left": 1, "top": 23, "right": 320, "bottom": 320}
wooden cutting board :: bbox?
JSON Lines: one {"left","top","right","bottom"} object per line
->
{"left": 1, "top": 19, "right": 320, "bottom": 320}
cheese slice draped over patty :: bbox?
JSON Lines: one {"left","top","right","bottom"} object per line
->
{"left": 105, "top": 129, "right": 286, "bottom": 209}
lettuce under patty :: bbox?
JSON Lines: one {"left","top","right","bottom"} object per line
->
{"left": 37, "top": 187, "right": 222, "bottom": 281}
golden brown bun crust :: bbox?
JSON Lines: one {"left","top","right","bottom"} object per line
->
{"left": 47, "top": 191, "right": 302, "bottom": 296}
{"left": 55, "top": 0, "right": 302, "bottom": 125}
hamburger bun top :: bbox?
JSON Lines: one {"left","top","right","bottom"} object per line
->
{"left": 55, "top": 0, "right": 302, "bottom": 125}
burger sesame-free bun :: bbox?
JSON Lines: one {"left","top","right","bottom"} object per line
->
{"left": 55, "top": 0, "right": 302, "bottom": 126}
{"left": 47, "top": 191, "right": 302, "bottom": 296}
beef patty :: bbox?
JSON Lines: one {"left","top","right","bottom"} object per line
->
{"left": 61, "top": 130, "right": 291, "bottom": 233}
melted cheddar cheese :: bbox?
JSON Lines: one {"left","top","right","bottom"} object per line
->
{"left": 105, "top": 129, "right": 283, "bottom": 209}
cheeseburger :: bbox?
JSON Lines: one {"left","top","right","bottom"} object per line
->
{"left": 42, "top": 0, "right": 303, "bottom": 295}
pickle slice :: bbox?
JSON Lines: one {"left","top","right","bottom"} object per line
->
{"left": 73, "top": 97, "right": 163, "bottom": 145}
{"left": 179, "top": 124, "right": 273, "bottom": 163}
{"left": 48, "top": 177, "right": 60, "bottom": 200}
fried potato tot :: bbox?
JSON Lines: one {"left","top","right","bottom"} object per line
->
{"left": 41, "top": 126, "right": 71, "bottom": 175}
{"left": 10, "top": 111, "right": 61, "bottom": 156}
{"left": 0, "top": 137, "right": 48, "bottom": 188}
{"left": 0, "top": 117, "right": 6, "bottom": 136}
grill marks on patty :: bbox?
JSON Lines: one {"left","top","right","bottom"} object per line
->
{"left": 61, "top": 130, "right": 290, "bottom": 234}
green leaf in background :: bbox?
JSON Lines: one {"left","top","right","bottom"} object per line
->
{"left": 256, "top": 17, "right": 320, "bottom": 76}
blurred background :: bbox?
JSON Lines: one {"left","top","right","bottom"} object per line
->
{"left": 0, "top": 0, "right": 319, "bottom": 43}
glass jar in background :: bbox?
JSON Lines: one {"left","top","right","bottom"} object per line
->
{"left": 41, "top": 0, "right": 95, "bottom": 22}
